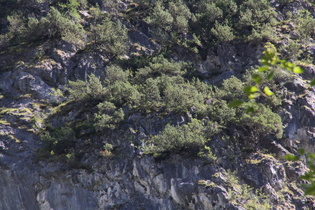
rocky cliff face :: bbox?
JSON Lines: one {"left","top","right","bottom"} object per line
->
{"left": 0, "top": 42, "right": 314, "bottom": 209}
{"left": 1, "top": 1, "right": 315, "bottom": 209}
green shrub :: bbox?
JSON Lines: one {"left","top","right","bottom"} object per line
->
{"left": 226, "top": 170, "right": 271, "bottom": 209}
{"left": 239, "top": 102, "right": 283, "bottom": 139}
{"left": 48, "top": 6, "right": 84, "bottom": 43}
{"left": 135, "top": 56, "right": 189, "bottom": 83}
{"left": 26, "top": 16, "right": 49, "bottom": 40}
{"left": 238, "top": 0, "right": 275, "bottom": 28}
{"left": 143, "top": 118, "right": 208, "bottom": 156}
{"left": 206, "top": 99, "right": 237, "bottom": 126}
{"left": 0, "top": 33, "right": 10, "bottom": 47}
{"left": 94, "top": 102, "right": 125, "bottom": 130}
{"left": 246, "top": 23, "right": 277, "bottom": 42}
{"left": 6, "top": 12, "right": 28, "bottom": 42}
{"left": 168, "top": 0, "right": 192, "bottom": 34}
{"left": 9, "top": 7, "right": 86, "bottom": 47}
{"left": 105, "top": 65, "right": 130, "bottom": 85}
{"left": 38, "top": 7, "right": 85, "bottom": 47}
{"left": 296, "top": 10, "right": 315, "bottom": 39}
{"left": 137, "top": 74, "right": 207, "bottom": 114}
{"left": 67, "top": 74, "right": 107, "bottom": 102}
{"left": 138, "top": 74, "right": 206, "bottom": 114}
{"left": 138, "top": 78, "right": 162, "bottom": 112}
{"left": 89, "top": 16, "right": 129, "bottom": 58}
{"left": 216, "top": 76, "right": 246, "bottom": 101}
{"left": 214, "top": 0, "right": 238, "bottom": 18}
{"left": 204, "top": 120, "right": 222, "bottom": 138}
{"left": 57, "top": 0, "right": 88, "bottom": 19}
{"left": 145, "top": 1, "right": 173, "bottom": 32}
{"left": 192, "top": 0, "right": 276, "bottom": 44}
{"left": 163, "top": 82, "right": 205, "bottom": 113}
{"left": 41, "top": 126, "right": 76, "bottom": 155}
{"left": 190, "top": 78, "right": 213, "bottom": 97}
{"left": 197, "top": 145, "right": 217, "bottom": 163}
{"left": 108, "top": 81, "right": 141, "bottom": 106}
{"left": 195, "top": 1, "right": 223, "bottom": 27}
{"left": 145, "top": 0, "right": 194, "bottom": 48}
{"left": 211, "top": 21, "right": 235, "bottom": 42}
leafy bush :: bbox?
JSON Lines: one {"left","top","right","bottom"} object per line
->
{"left": 162, "top": 82, "right": 205, "bottom": 113}
{"left": 238, "top": 0, "right": 275, "bottom": 29}
{"left": 6, "top": 12, "right": 27, "bottom": 41}
{"left": 246, "top": 23, "right": 277, "bottom": 42}
{"left": 8, "top": 7, "right": 86, "bottom": 47}
{"left": 138, "top": 78, "right": 162, "bottom": 112}
{"left": 89, "top": 16, "right": 129, "bottom": 58}
{"left": 211, "top": 21, "right": 235, "bottom": 42}
{"left": 145, "top": 1, "right": 173, "bottom": 33}
{"left": 145, "top": 0, "right": 192, "bottom": 43}
{"left": 142, "top": 119, "right": 208, "bottom": 156}
{"left": 57, "top": 0, "right": 88, "bottom": 19}
{"left": 37, "top": 7, "right": 85, "bottom": 47}
{"left": 105, "top": 65, "right": 130, "bottom": 85}
{"left": 194, "top": 1, "right": 223, "bottom": 32}
{"left": 296, "top": 10, "right": 315, "bottom": 39}
{"left": 238, "top": 102, "right": 283, "bottom": 139}
{"left": 67, "top": 74, "right": 107, "bottom": 102}
{"left": 192, "top": 0, "right": 277, "bottom": 45}
{"left": 206, "top": 99, "right": 237, "bottom": 126}
{"left": 41, "top": 126, "right": 76, "bottom": 155}
{"left": 215, "top": 76, "right": 246, "bottom": 101}
{"left": 197, "top": 145, "right": 217, "bottom": 163}
{"left": 108, "top": 81, "right": 141, "bottom": 106}
{"left": 135, "top": 57, "right": 187, "bottom": 82}
{"left": 226, "top": 170, "right": 271, "bottom": 209}
{"left": 168, "top": 0, "right": 192, "bottom": 34}
{"left": 94, "top": 101, "right": 125, "bottom": 130}
{"left": 204, "top": 71, "right": 283, "bottom": 142}
{"left": 136, "top": 72, "right": 210, "bottom": 115}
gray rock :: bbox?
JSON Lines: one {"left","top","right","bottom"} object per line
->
{"left": 70, "top": 52, "right": 107, "bottom": 81}
{"left": 128, "top": 30, "right": 161, "bottom": 55}
{"left": 13, "top": 71, "right": 53, "bottom": 100}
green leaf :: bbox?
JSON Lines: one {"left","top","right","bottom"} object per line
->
{"left": 260, "top": 59, "right": 269, "bottom": 66}
{"left": 286, "top": 62, "right": 294, "bottom": 67}
{"left": 310, "top": 79, "right": 315, "bottom": 86}
{"left": 244, "top": 86, "right": 260, "bottom": 99}
{"left": 281, "top": 61, "right": 294, "bottom": 71}
{"left": 258, "top": 66, "right": 269, "bottom": 72}
{"left": 243, "top": 86, "right": 259, "bottom": 94}
{"left": 284, "top": 154, "right": 299, "bottom": 161}
{"left": 293, "top": 66, "right": 304, "bottom": 74}
{"left": 228, "top": 100, "right": 243, "bottom": 107}
{"left": 271, "top": 58, "right": 278, "bottom": 66}
{"left": 263, "top": 86, "right": 274, "bottom": 96}
{"left": 248, "top": 93, "right": 260, "bottom": 99}
{"left": 252, "top": 74, "right": 262, "bottom": 85}
{"left": 279, "top": 59, "right": 286, "bottom": 64}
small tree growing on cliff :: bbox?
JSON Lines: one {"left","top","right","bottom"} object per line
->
{"left": 89, "top": 16, "right": 129, "bottom": 59}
